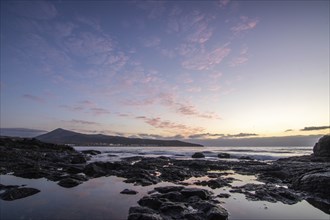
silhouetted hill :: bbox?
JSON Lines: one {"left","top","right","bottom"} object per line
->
{"left": 36, "top": 128, "right": 203, "bottom": 147}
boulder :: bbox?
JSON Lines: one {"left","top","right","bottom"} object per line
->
{"left": 154, "top": 186, "right": 184, "bottom": 193}
{"left": 292, "top": 170, "right": 330, "bottom": 199}
{"left": 206, "top": 206, "right": 228, "bottom": 220}
{"left": 120, "top": 189, "right": 138, "bottom": 195}
{"left": 127, "top": 213, "right": 162, "bottom": 220}
{"left": 217, "top": 193, "right": 231, "bottom": 198}
{"left": 58, "top": 178, "right": 82, "bottom": 188}
{"left": 0, "top": 187, "right": 40, "bottom": 201}
{"left": 138, "top": 196, "right": 163, "bottom": 210}
{"left": 181, "top": 188, "right": 211, "bottom": 200}
{"left": 192, "top": 153, "right": 205, "bottom": 158}
{"left": 313, "top": 135, "right": 330, "bottom": 157}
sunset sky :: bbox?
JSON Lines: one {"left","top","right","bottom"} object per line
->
{"left": 1, "top": 0, "right": 329, "bottom": 143}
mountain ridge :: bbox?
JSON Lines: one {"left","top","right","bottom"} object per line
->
{"left": 36, "top": 128, "right": 203, "bottom": 147}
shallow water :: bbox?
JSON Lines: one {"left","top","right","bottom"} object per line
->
{"left": 1, "top": 146, "right": 328, "bottom": 220}
{"left": 1, "top": 172, "right": 328, "bottom": 220}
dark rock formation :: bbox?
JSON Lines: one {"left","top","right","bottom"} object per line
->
{"left": 57, "top": 178, "right": 82, "bottom": 188}
{"left": 291, "top": 169, "right": 330, "bottom": 199}
{"left": 120, "top": 189, "right": 138, "bottom": 195}
{"left": 230, "top": 183, "right": 302, "bottom": 205}
{"left": 192, "top": 152, "right": 205, "bottom": 158}
{"left": 0, "top": 187, "right": 40, "bottom": 201}
{"left": 129, "top": 186, "right": 228, "bottom": 220}
{"left": 313, "top": 135, "right": 330, "bottom": 157}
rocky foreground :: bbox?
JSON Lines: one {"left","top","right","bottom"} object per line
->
{"left": 0, "top": 135, "right": 329, "bottom": 219}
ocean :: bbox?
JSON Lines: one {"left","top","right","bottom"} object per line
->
{"left": 74, "top": 145, "right": 313, "bottom": 162}
{"left": 1, "top": 145, "right": 329, "bottom": 220}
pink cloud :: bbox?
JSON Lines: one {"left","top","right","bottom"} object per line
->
{"left": 59, "top": 105, "right": 84, "bottom": 112}
{"left": 143, "top": 36, "right": 161, "bottom": 48}
{"left": 90, "top": 108, "right": 111, "bottom": 116}
{"left": 229, "top": 47, "right": 249, "bottom": 67}
{"left": 182, "top": 46, "right": 231, "bottom": 70}
{"left": 65, "top": 119, "right": 100, "bottom": 125}
{"left": 22, "top": 94, "right": 45, "bottom": 103}
{"left": 231, "top": 16, "right": 259, "bottom": 34}
{"left": 139, "top": 116, "right": 204, "bottom": 134}
{"left": 218, "top": 0, "right": 231, "bottom": 8}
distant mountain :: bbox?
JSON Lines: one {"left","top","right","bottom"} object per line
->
{"left": 36, "top": 128, "right": 203, "bottom": 147}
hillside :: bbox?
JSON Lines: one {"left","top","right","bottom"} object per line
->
{"left": 36, "top": 128, "right": 203, "bottom": 147}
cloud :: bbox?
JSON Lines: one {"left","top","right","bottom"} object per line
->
{"left": 59, "top": 105, "right": 84, "bottom": 112}
{"left": 65, "top": 119, "right": 101, "bottom": 125}
{"left": 218, "top": 0, "right": 231, "bottom": 8}
{"left": 137, "top": 1, "right": 166, "bottom": 19}
{"left": 231, "top": 16, "right": 259, "bottom": 34}
{"left": 137, "top": 116, "right": 204, "bottom": 134}
{"left": 225, "top": 133, "right": 259, "bottom": 138}
{"left": 143, "top": 36, "right": 161, "bottom": 48}
{"left": 90, "top": 108, "right": 111, "bottom": 116}
{"left": 76, "top": 15, "right": 101, "bottom": 31}
{"left": 22, "top": 94, "right": 45, "bottom": 103}
{"left": 189, "top": 132, "right": 258, "bottom": 139}
{"left": 7, "top": 1, "right": 57, "bottom": 20}
{"left": 189, "top": 133, "right": 224, "bottom": 139}
{"left": 64, "top": 32, "right": 113, "bottom": 58}
{"left": 285, "top": 129, "right": 293, "bottom": 132}
{"left": 300, "top": 126, "right": 330, "bottom": 131}
{"left": 229, "top": 46, "right": 249, "bottom": 67}
{"left": 137, "top": 133, "right": 185, "bottom": 140}
{"left": 182, "top": 46, "right": 231, "bottom": 70}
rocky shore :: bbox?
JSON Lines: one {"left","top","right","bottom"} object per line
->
{"left": 0, "top": 135, "right": 329, "bottom": 218}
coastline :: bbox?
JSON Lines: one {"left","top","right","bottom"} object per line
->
{"left": 0, "top": 136, "right": 329, "bottom": 219}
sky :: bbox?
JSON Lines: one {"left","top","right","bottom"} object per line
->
{"left": 0, "top": 0, "right": 329, "bottom": 145}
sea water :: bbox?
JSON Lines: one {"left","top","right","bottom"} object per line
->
{"left": 1, "top": 146, "right": 328, "bottom": 220}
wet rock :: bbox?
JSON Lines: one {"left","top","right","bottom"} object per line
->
{"left": 206, "top": 206, "right": 228, "bottom": 220}
{"left": 313, "top": 135, "right": 330, "bottom": 157}
{"left": 65, "top": 164, "right": 85, "bottom": 174}
{"left": 129, "top": 206, "right": 157, "bottom": 215}
{"left": 292, "top": 170, "right": 330, "bottom": 199}
{"left": 138, "top": 196, "right": 164, "bottom": 210}
{"left": 306, "top": 197, "right": 330, "bottom": 215}
{"left": 127, "top": 213, "right": 163, "bottom": 220}
{"left": 154, "top": 186, "right": 184, "bottom": 193}
{"left": 192, "top": 152, "right": 205, "bottom": 158}
{"left": 131, "top": 186, "right": 226, "bottom": 220}
{"left": 58, "top": 178, "right": 82, "bottom": 188}
{"left": 83, "top": 163, "right": 107, "bottom": 177}
{"left": 230, "top": 183, "right": 301, "bottom": 205}
{"left": 217, "top": 193, "right": 231, "bottom": 198}
{"left": 70, "top": 154, "right": 87, "bottom": 164}
{"left": 120, "top": 189, "right": 138, "bottom": 195}
{"left": 218, "top": 153, "right": 230, "bottom": 158}
{"left": 0, "top": 187, "right": 40, "bottom": 201}
{"left": 181, "top": 188, "right": 211, "bottom": 200}
{"left": 160, "top": 202, "right": 186, "bottom": 217}
{"left": 196, "top": 178, "right": 231, "bottom": 189}
{"left": 81, "top": 150, "right": 102, "bottom": 155}
{"left": 160, "top": 191, "right": 184, "bottom": 202}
